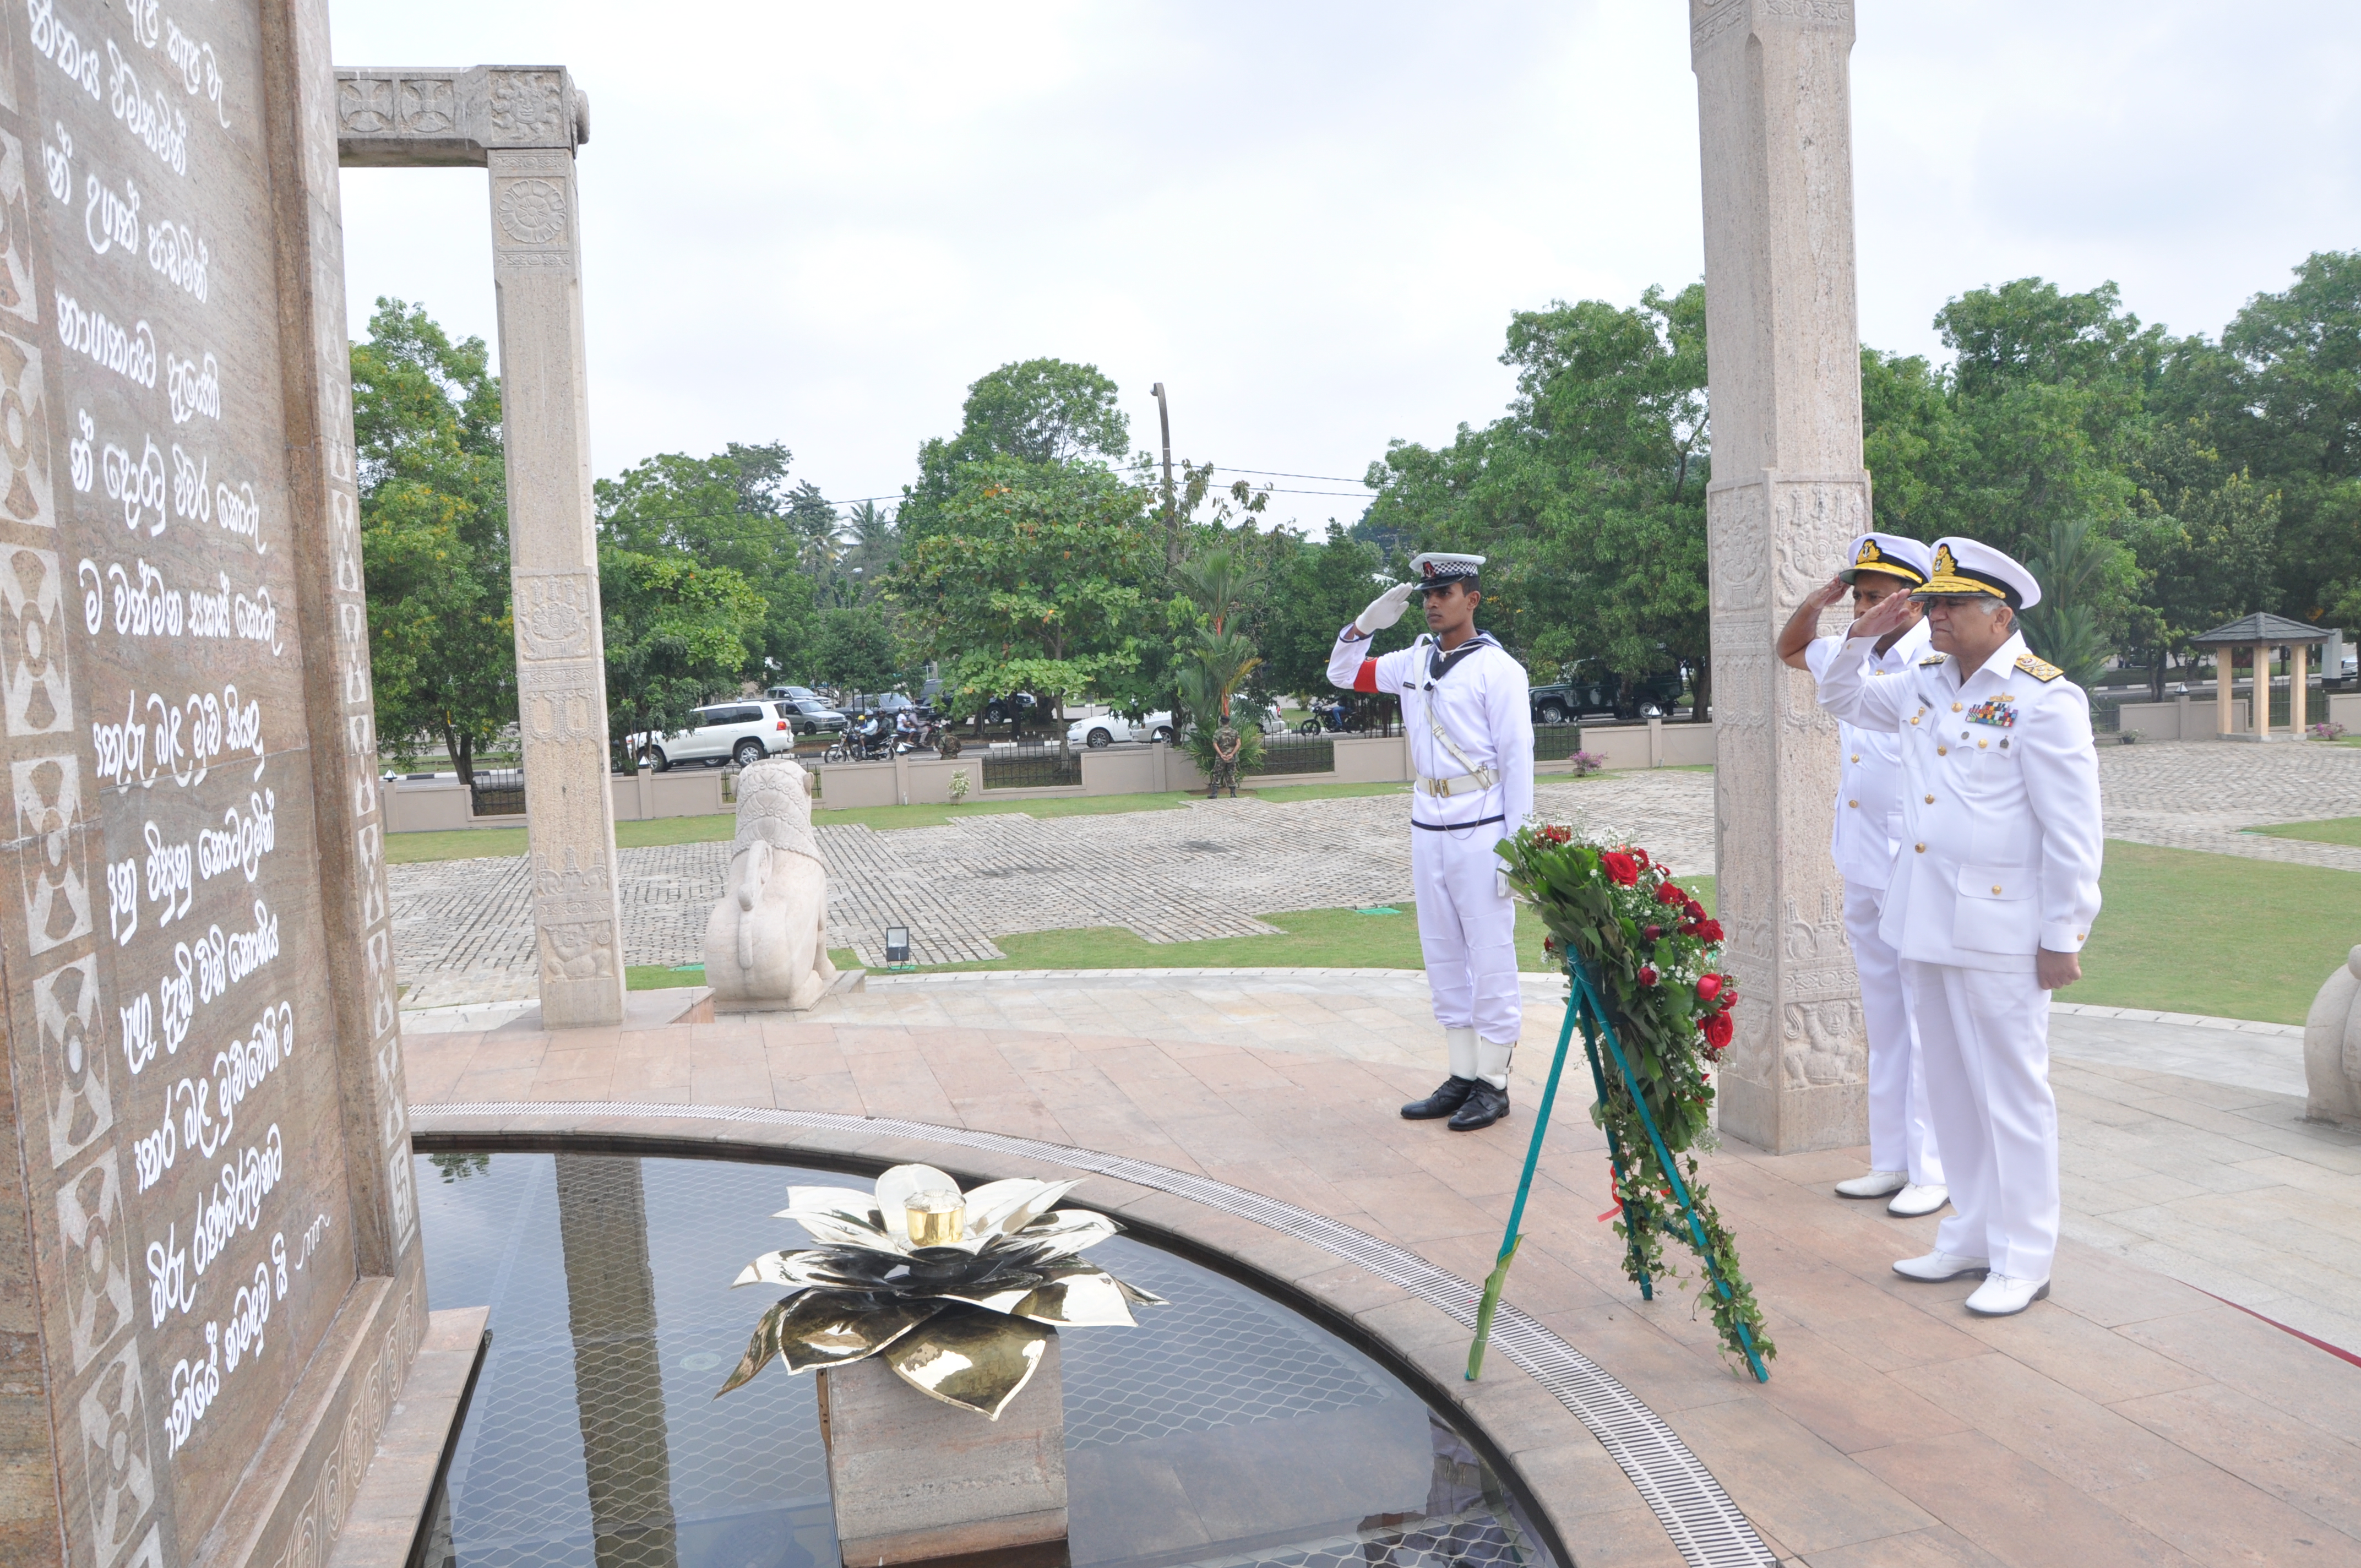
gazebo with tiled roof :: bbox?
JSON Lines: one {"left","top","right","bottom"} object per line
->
{"left": 2194, "top": 612, "right": 2331, "bottom": 741}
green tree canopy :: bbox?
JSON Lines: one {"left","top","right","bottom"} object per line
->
{"left": 902, "top": 358, "right": 1131, "bottom": 535}
{"left": 599, "top": 546, "right": 768, "bottom": 768}
{"left": 352, "top": 297, "right": 512, "bottom": 783}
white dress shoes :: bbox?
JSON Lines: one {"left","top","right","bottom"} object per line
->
{"left": 1964, "top": 1273, "right": 2050, "bottom": 1317}
{"left": 1835, "top": 1169, "right": 1908, "bottom": 1199}
{"left": 1892, "top": 1250, "right": 1989, "bottom": 1282}
{"left": 1886, "top": 1183, "right": 1950, "bottom": 1218}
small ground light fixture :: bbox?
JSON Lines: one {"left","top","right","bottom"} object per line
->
{"left": 884, "top": 924, "right": 911, "bottom": 968}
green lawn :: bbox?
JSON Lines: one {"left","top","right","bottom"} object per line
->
{"left": 896, "top": 877, "right": 1720, "bottom": 976}
{"left": 2072, "top": 840, "right": 2360, "bottom": 1022}
{"left": 386, "top": 813, "right": 743, "bottom": 864}
{"left": 627, "top": 951, "right": 862, "bottom": 992}
{"left": 2247, "top": 815, "right": 2361, "bottom": 848}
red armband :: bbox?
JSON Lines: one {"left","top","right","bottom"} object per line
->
{"left": 1352, "top": 661, "right": 1380, "bottom": 694}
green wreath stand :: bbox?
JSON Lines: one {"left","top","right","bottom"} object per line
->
{"left": 1466, "top": 956, "right": 1770, "bottom": 1385}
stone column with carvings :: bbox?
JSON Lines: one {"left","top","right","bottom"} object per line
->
{"left": 336, "top": 67, "right": 624, "bottom": 1026}
{"left": 1690, "top": 0, "right": 1869, "bottom": 1152}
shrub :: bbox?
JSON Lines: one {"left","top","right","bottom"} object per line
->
{"left": 1570, "top": 749, "right": 1607, "bottom": 776}
{"left": 948, "top": 768, "right": 971, "bottom": 803}
{"left": 2309, "top": 721, "right": 2347, "bottom": 741}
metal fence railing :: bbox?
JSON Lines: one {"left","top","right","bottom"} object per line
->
{"left": 981, "top": 744, "right": 1083, "bottom": 790}
{"left": 469, "top": 767, "right": 525, "bottom": 816}
{"left": 1244, "top": 733, "right": 1334, "bottom": 775}
{"left": 1532, "top": 722, "right": 1587, "bottom": 763}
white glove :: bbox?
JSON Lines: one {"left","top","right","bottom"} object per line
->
{"left": 1354, "top": 581, "right": 1418, "bottom": 635}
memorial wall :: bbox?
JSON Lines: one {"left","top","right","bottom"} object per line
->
{"left": 1, "top": 3, "right": 424, "bottom": 1567}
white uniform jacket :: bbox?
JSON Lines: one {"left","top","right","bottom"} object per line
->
{"left": 1329, "top": 625, "right": 1535, "bottom": 831}
{"left": 1804, "top": 619, "right": 1932, "bottom": 892}
{"left": 1815, "top": 629, "right": 2102, "bottom": 972}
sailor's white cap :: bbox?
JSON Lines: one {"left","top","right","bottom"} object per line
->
{"left": 1410, "top": 551, "right": 1485, "bottom": 587}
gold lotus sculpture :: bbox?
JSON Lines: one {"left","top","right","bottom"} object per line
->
{"left": 718, "top": 1164, "right": 1165, "bottom": 1418}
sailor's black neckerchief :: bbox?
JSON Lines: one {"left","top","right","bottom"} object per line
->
{"left": 1419, "top": 632, "right": 1498, "bottom": 687}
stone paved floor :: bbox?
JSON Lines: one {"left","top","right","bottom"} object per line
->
{"left": 400, "top": 982, "right": 2361, "bottom": 1568}
{"left": 389, "top": 741, "right": 2361, "bottom": 1009}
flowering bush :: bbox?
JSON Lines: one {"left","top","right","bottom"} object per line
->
{"left": 1499, "top": 821, "right": 1773, "bottom": 1367}
{"left": 1569, "top": 749, "right": 1608, "bottom": 777}
{"left": 2310, "top": 721, "right": 2347, "bottom": 741}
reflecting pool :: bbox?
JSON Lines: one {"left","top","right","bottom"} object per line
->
{"left": 410, "top": 1151, "right": 1560, "bottom": 1568}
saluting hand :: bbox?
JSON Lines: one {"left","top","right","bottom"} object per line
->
{"left": 1848, "top": 586, "right": 1917, "bottom": 643}
{"left": 1814, "top": 574, "right": 1851, "bottom": 612}
{"left": 1354, "top": 581, "right": 1418, "bottom": 635}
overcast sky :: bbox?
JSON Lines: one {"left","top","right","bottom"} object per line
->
{"left": 328, "top": 2, "right": 2361, "bottom": 528}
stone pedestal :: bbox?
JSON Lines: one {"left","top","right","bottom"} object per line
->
{"left": 816, "top": 1335, "right": 1068, "bottom": 1567}
{"left": 2305, "top": 945, "right": 2361, "bottom": 1129}
{"left": 336, "top": 66, "right": 625, "bottom": 1028}
{"left": 1690, "top": 0, "right": 1872, "bottom": 1151}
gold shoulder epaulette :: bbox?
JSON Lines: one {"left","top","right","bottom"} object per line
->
{"left": 1919, "top": 651, "right": 1949, "bottom": 666}
{"left": 2015, "top": 654, "right": 2063, "bottom": 683}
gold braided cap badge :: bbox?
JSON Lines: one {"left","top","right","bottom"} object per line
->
{"left": 1933, "top": 543, "right": 1957, "bottom": 576}
{"left": 1856, "top": 538, "right": 1883, "bottom": 566}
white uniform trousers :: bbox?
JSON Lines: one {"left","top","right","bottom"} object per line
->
{"left": 1412, "top": 823, "right": 1521, "bottom": 1048}
{"left": 1844, "top": 883, "right": 1944, "bottom": 1187}
{"left": 1903, "top": 959, "right": 2060, "bottom": 1281}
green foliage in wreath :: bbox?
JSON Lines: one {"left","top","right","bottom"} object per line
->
{"left": 1497, "top": 823, "right": 1774, "bottom": 1368}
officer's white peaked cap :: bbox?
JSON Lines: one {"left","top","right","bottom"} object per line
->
{"left": 1840, "top": 532, "right": 1933, "bottom": 587}
{"left": 1917, "top": 537, "right": 2042, "bottom": 610}
{"left": 1409, "top": 552, "right": 1485, "bottom": 587}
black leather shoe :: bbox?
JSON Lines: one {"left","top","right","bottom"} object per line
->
{"left": 1446, "top": 1081, "right": 1511, "bottom": 1131}
{"left": 1401, "top": 1075, "right": 1481, "bottom": 1120}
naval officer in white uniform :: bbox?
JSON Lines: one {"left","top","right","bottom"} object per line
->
{"left": 1329, "top": 552, "right": 1534, "bottom": 1131}
{"left": 1814, "top": 537, "right": 2103, "bottom": 1317}
{"left": 1779, "top": 533, "right": 1949, "bottom": 1219}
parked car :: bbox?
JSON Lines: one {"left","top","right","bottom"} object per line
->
{"left": 864, "top": 693, "right": 928, "bottom": 718}
{"left": 1067, "top": 712, "right": 1130, "bottom": 749}
{"left": 1128, "top": 710, "right": 1176, "bottom": 745}
{"left": 629, "top": 701, "right": 810, "bottom": 771}
{"left": 779, "top": 698, "right": 849, "bottom": 736}
{"left": 1530, "top": 662, "right": 1687, "bottom": 723}
{"left": 765, "top": 684, "right": 822, "bottom": 704}
{"left": 982, "top": 693, "right": 1038, "bottom": 726}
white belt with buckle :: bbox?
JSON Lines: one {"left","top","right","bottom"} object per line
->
{"left": 1417, "top": 769, "right": 1495, "bottom": 797}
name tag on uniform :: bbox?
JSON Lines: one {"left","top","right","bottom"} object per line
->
{"left": 1966, "top": 696, "right": 2016, "bottom": 728}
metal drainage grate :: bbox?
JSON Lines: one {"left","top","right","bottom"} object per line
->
{"left": 413, "top": 1100, "right": 1777, "bottom": 1568}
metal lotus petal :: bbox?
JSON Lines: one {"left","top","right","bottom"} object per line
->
{"left": 1010, "top": 1267, "right": 1139, "bottom": 1327}
{"left": 781, "top": 1208, "right": 907, "bottom": 1254}
{"left": 874, "top": 1163, "right": 965, "bottom": 1244}
{"left": 716, "top": 1297, "right": 792, "bottom": 1396}
{"left": 781, "top": 1186, "right": 885, "bottom": 1227}
{"left": 969, "top": 1178, "right": 1085, "bottom": 1238}
{"left": 1010, "top": 1208, "right": 1120, "bottom": 1254}
{"left": 882, "top": 1303, "right": 1050, "bottom": 1420}
{"left": 732, "top": 1248, "right": 865, "bottom": 1290}
{"left": 1114, "top": 1276, "right": 1169, "bottom": 1308}
{"left": 776, "top": 1291, "right": 950, "bottom": 1374}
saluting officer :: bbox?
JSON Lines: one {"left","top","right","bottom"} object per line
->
{"left": 1778, "top": 533, "right": 1948, "bottom": 1218}
{"left": 1813, "top": 537, "right": 2102, "bottom": 1318}
{"left": 1330, "top": 553, "right": 1534, "bottom": 1132}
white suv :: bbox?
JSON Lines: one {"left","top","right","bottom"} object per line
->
{"left": 632, "top": 701, "right": 797, "bottom": 771}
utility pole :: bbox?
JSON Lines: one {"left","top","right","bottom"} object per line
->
{"left": 1151, "top": 382, "right": 1178, "bottom": 570}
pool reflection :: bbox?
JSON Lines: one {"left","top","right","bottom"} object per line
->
{"left": 410, "top": 1152, "right": 1557, "bottom": 1568}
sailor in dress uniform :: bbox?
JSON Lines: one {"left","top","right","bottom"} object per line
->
{"left": 1329, "top": 552, "right": 1533, "bottom": 1131}
{"left": 1778, "top": 533, "right": 1949, "bottom": 1218}
{"left": 1813, "top": 538, "right": 2103, "bottom": 1317}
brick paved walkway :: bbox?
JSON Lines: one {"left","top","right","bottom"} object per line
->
{"left": 390, "top": 773, "right": 1716, "bottom": 1005}
{"left": 390, "top": 742, "right": 2361, "bottom": 1008}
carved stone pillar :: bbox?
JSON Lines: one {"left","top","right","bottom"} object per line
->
{"left": 337, "top": 68, "right": 624, "bottom": 1026}
{"left": 1690, "top": 1, "right": 1870, "bottom": 1152}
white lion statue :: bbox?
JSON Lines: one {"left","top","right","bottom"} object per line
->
{"left": 705, "top": 757, "right": 838, "bottom": 1010}
{"left": 2305, "top": 944, "right": 2361, "bottom": 1128}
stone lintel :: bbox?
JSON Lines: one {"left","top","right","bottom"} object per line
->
{"left": 334, "top": 66, "right": 589, "bottom": 168}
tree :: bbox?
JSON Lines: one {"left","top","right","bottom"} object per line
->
{"left": 1173, "top": 546, "right": 1267, "bottom": 775}
{"left": 597, "top": 442, "right": 823, "bottom": 683}
{"left": 1361, "top": 284, "right": 1712, "bottom": 717}
{"left": 352, "top": 298, "right": 512, "bottom": 785}
{"left": 599, "top": 546, "right": 768, "bottom": 770}
{"left": 891, "top": 456, "right": 1160, "bottom": 732}
{"left": 814, "top": 605, "right": 904, "bottom": 695}
{"left": 1259, "top": 524, "right": 1400, "bottom": 701}
{"left": 901, "top": 359, "right": 1130, "bottom": 534}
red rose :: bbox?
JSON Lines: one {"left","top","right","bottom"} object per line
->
{"left": 1696, "top": 973, "right": 1722, "bottom": 1002}
{"left": 1631, "top": 847, "right": 1651, "bottom": 868}
{"left": 1538, "top": 823, "right": 1571, "bottom": 845}
{"left": 1656, "top": 881, "right": 1687, "bottom": 907}
{"left": 1684, "top": 899, "right": 1706, "bottom": 921}
{"left": 1691, "top": 918, "right": 1724, "bottom": 943}
{"left": 1601, "top": 851, "right": 1639, "bottom": 886}
{"left": 1701, "top": 1011, "right": 1733, "bottom": 1048}
{"left": 1638, "top": 965, "right": 1658, "bottom": 987}
{"left": 1644, "top": 923, "right": 1663, "bottom": 941}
